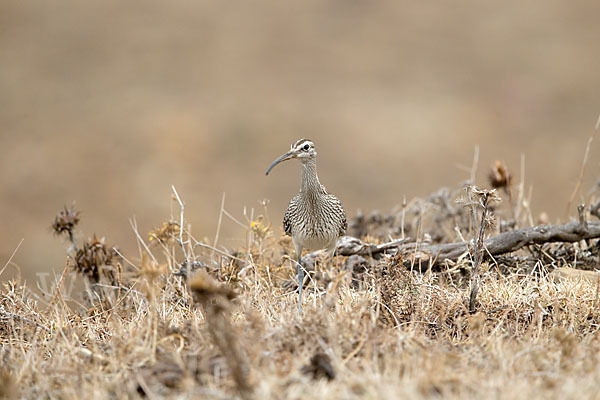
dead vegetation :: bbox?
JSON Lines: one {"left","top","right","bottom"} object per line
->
{"left": 2, "top": 166, "right": 600, "bottom": 398}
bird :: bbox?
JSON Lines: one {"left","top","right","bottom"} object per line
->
{"left": 265, "top": 139, "right": 347, "bottom": 313}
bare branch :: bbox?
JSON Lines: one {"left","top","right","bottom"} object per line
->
{"left": 335, "top": 221, "right": 600, "bottom": 266}
{"left": 406, "top": 221, "right": 600, "bottom": 264}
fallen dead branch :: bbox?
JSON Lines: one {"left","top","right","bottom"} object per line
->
{"left": 335, "top": 237, "right": 411, "bottom": 257}
{"left": 334, "top": 218, "right": 600, "bottom": 266}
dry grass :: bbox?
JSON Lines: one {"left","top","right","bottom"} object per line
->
{"left": 2, "top": 187, "right": 600, "bottom": 399}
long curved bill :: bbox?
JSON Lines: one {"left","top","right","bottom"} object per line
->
{"left": 265, "top": 151, "right": 295, "bottom": 175}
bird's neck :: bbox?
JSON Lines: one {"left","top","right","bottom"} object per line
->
{"left": 300, "top": 158, "right": 325, "bottom": 195}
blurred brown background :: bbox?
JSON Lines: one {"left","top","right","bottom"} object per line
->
{"left": 1, "top": 0, "right": 599, "bottom": 281}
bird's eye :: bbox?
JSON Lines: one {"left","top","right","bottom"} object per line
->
{"left": 303, "top": 144, "right": 310, "bottom": 151}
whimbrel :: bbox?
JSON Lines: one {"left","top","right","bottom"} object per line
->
{"left": 266, "top": 139, "right": 347, "bottom": 313}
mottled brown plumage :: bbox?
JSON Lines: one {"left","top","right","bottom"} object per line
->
{"left": 266, "top": 139, "right": 346, "bottom": 313}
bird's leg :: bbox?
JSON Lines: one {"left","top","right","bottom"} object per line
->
{"left": 297, "top": 255, "right": 304, "bottom": 314}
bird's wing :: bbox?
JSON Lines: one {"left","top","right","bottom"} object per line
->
{"left": 327, "top": 194, "right": 347, "bottom": 237}
{"left": 283, "top": 197, "right": 297, "bottom": 236}
{"left": 340, "top": 210, "right": 348, "bottom": 237}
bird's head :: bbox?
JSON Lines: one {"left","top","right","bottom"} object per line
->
{"left": 265, "top": 139, "right": 316, "bottom": 176}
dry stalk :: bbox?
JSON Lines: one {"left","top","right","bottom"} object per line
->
{"left": 564, "top": 134, "right": 596, "bottom": 221}
{"left": 466, "top": 186, "right": 499, "bottom": 313}
{"left": 515, "top": 154, "right": 526, "bottom": 226}
{"left": 469, "top": 144, "right": 479, "bottom": 185}
{"left": 0, "top": 238, "right": 24, "bottom": 278}
{"left": 190, "top": 270, "right": 252, "bottom": 399}
{"left": 212, "top": 192, "right": 227, "bottom": 257}
{"left": 577, "top": 204, "right": 588, "bottom": 232}
{"left": 171, "top": 185, "right": 190, "bottom": 262}
{"left": 47, "top": 258, "right": 71, "bottom": 310}
{"left": 137, "top": 253, "right": 168, "bottom": 362}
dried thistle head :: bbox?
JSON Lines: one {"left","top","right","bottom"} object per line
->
{"left": 52, "top": 206, "right": 80, "bottom": 237}
{"left": 488, "top": 161, "right": 512, "bottom": 191}
{"left": 468, "top": 186, "right": 501, "bottom": 205}
{"left": 457, "top": 186, "right": 501, "bottom": 211}
{"left": 73, "top": 235, "right": 114, "bottom": 282}
{"left": 483, "top": 212, "right": 498, "bottom": 230}
{"left": 149, "top": 221, "right": 180, "bottom": 245}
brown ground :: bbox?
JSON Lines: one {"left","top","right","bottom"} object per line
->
{"left": 1, "top": 1, "right": 599, "bottom": 287}
{"left": 2, "top": 183, "right": 600, "bottom": 399}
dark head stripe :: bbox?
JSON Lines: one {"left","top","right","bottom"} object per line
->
{"left": 292, "top": 138, "right": 312, "bottom": 149}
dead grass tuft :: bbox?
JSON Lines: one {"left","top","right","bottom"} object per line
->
{"left": 3, "top": 187, "right": 600, "bottom": 398}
